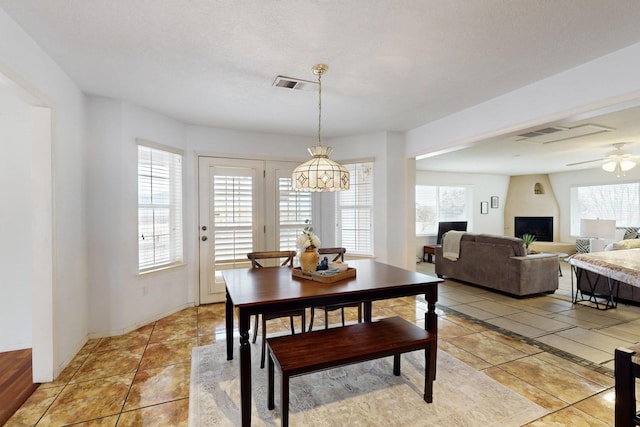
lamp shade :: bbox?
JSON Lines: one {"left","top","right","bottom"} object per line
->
{"left": 292, "top": 146, "right": 350, "bottom": 191}
{"left": 580, "top": 219, "right": 616, "bottom": 239}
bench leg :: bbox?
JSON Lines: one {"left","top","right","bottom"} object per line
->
{"left": 282, "top": 373, "right": 290, "bottom": 427}
{"left": 268, "top": 349, "right": 275, "bottom": 410}
{"left": 424, "top": 343, "right": 435, "bottom": 403}
{"left": 393, "top": 354, "right": 401, "bottom": 376}
{"left": 615, "top": 347, "right": 637, "bottom": 427}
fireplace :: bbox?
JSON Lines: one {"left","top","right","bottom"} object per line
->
{"left": 514, "top": 216, "right": 553, "bottom": 242}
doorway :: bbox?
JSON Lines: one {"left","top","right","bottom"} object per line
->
{"left": 0, "top": 72, "right": 54, "bottom": 386}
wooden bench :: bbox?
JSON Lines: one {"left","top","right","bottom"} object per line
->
{"left": 267, "top": 316, "right": 436, "bottom": 427}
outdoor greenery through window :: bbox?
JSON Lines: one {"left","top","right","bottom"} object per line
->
{"left": 570, "top": 182, "right": 640, "bottom": 235}
{"left": 138, "top": 143, "right": 183, "bottom": 271}
{"left": 416, "top": 185, "right": 469, "bottom": 235}
{"left": 336, "top": 162, "right": 373, "bottom": 256}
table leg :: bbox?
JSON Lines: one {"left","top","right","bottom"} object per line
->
{"left": 238, "top": 311, "right": 252, "bottom": 427}
{"left": 425, "top": 285, "right": 438, "bottom": 380}
{"left": 226, "top": 289, "right": 233, "bottom": 360}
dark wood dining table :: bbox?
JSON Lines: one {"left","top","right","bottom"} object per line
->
{"left": 223, "top": 259, "right": 442, "bottom": 427}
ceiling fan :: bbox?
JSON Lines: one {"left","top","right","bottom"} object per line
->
{"left": 566, "top": 142, "right": 638, "bottom": 176}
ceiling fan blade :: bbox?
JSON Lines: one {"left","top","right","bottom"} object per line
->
{"left": 566, "top": 158, "right": 605, "bottom": 167}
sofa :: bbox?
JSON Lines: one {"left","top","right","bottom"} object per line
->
{"left": 575, "top": 239, "right": 640, "bottom": 304}
{"left": 435, "top": 233, "right": 559, "bottom": 296}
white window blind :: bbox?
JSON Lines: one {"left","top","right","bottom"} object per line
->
{"left": 138, "top": 144, "right": 183, "bottom": 271}
{"left": 278, "top": 177, "right": 313, "bottom": 251}
{"left": 415, "top": 185, "right": 469, "bottom": 236}
{"left": 570, "top": 183, "right": 640, "bottom": 235}
{"left": 214, "top": 175, "right": 254, "bottom": 264}
{"left": 336, "top": 162, "right": 373, "bottom": 255}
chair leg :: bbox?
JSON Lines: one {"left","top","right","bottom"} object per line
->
{"left": 615, "top": 347, "right": 637, "bottom": 427}
{"left": 340, "top": 308, "right": 345, "bottom": 326}
{"left": 289, "top": 316, "right": 295, "bottom": 334}
{"left": 252, "top": 314, "right": 259, "bottom": 343}
{"left": 357, "top": 304, "right": 362, "bottom": 323}
{"left": 260, "top": 316, "right": 267, "bottom": 369}
{"left": 308, "top": 307, "right": 316, "bottom": 331}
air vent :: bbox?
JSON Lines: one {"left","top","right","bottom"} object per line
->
{"left": 272, "top": 76, "right": 317, "bottom": 91}
{"left": 517, "top": 127, "right": 567, "bottom": 138}
{"left": 517, "top": 124, "right": 613, "bottom": 144}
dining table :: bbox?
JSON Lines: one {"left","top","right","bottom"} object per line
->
{"left": 223, "top": 258, "right": 442, "bottom": 427}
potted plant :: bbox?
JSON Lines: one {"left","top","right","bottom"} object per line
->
{"left": 521, "top": 234, "right": 536, "bottom": 253}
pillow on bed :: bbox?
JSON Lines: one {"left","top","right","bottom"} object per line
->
{"left": 606, "top": 238, "right": 640, "bottom": 251}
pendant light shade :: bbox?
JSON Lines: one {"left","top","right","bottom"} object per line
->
{"left": 292, "top": 64, "right": 350, "bottom": 192}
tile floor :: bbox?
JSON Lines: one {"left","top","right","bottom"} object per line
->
{"left": 7, "top": 260, "right": 639, "bottom": 426}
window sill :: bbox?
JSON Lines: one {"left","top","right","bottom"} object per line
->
{"left": 138, "top": 262, "right": 186, "bottom": 278}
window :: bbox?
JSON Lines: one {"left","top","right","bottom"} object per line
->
{"left": 336, "top": 162, "right": 373, "bottom": 256}
{"left": 415, "top": 185, "right": 469, "bottom": 235}
{"left": 278, "top": 176, "right": 313, "bottom": 251}
{"left": 213, "top": 174, "right": 254, "bottom": 265}
{"left": 138, "top": 143, "right": 183, "bottom": 271}
{"left": 570, "top": 182, "right": 640, "bottom": 235}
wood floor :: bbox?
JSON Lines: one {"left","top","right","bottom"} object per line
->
{"left": 0, "top": 349, "right": 39, "bottom": 425}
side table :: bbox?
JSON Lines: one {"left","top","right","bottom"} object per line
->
{"left": 423, "top": 245, "right": 438, "bottom": 263}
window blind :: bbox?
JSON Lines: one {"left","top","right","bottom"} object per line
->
{"left": 336, "top": 162, "right": 374, "bottom": 255}
{"left": 138, "top": 145, "right": 183, "bottom": 271}
{"left": 278, "top": 177, "right": 313, "bottom": 251}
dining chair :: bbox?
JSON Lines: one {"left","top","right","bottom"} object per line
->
{"left": 247, "top": 250, "right": 305, "bottom": 368}
{"left": 308, "top": 247, "right": 363, "bottom": 331}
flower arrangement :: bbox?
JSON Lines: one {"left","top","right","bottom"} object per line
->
{"left": 296, "top": 221, "right": 321, "bottom": 249}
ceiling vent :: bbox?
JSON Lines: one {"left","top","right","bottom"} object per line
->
{"left": 516, "top": 124, "right": 613, "bottom": 144}
{"left": 272, "top": 75, "right": 317, "bottom": 91}
{"left": 517, "top": 127, "right": 567, "bottom": 138}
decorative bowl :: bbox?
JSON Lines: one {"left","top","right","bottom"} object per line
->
{"left": 329, "top": 262, "right": 348, "bottom": 272}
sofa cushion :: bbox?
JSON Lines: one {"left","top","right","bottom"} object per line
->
{"left": 475, "top": 234, "right": 526, "bottom": 256}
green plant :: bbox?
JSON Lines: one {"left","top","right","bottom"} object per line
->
{"left": 521, "top": 233, "right": 536, "bottom": 248}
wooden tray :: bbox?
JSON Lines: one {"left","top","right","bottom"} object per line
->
{"left": 292, "top": 267, "right": 356, "bottom": 283}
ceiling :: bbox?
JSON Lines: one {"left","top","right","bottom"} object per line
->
{"left": 3, "top": 1, "right": 640, "bottom": 174}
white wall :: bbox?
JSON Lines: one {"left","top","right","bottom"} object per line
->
{"left": 406, "top": 41, "right": 640, "bottom": 161}
{"left": 0, "top": 96, "right": 32, "bottom": 351}
{"left": 0, "top": 8, "right": 87, "bottom": 380}
{"left": 86, "top": 97, "right": 193, "bottom": 336}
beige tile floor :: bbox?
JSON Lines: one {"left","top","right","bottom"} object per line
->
{"left": 7, "top": 260, "right": 637, "bottom": 426}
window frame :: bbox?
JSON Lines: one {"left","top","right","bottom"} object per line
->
{"left": 570, "top": 181, "right": 640, "bottom": 236}
{"left": 137, "top": 140, "right": 184, "bottom": 274}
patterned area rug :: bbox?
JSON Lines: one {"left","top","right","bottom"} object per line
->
{"left": 189, "top": 340, "right": 547, "bottom": 426}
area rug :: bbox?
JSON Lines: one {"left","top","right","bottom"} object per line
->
{"left": 189, "top": 340, "right": 547, "bottom": 426}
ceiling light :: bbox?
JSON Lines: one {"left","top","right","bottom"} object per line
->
{"left": 602, "top": 159, "right": 636, "bottom": 177}
{"left": 292, "top": 64, "right": 350, "bottom": 192}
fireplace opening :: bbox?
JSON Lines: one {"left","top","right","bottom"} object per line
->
{"left": 514, "top": 216, "right": 553, "bottom": 242}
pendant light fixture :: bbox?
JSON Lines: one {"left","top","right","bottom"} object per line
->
{"left": 292, "top": 64, "right": 350, "bottom": 192}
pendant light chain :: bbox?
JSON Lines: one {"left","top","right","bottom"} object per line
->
{"left": 317, "top": 71, "right": 322, "bottom": 146}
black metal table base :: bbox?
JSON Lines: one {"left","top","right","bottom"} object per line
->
{"left": 571, "top": 265, "right": 620, "bottom": 310}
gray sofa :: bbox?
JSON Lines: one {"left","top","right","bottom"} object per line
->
{"left": 435, "top": 233, "right": 559, "bottom": 296}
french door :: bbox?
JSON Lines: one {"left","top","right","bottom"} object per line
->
{"left": 198, "top": 157, "right": 314, "bottom": 304}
